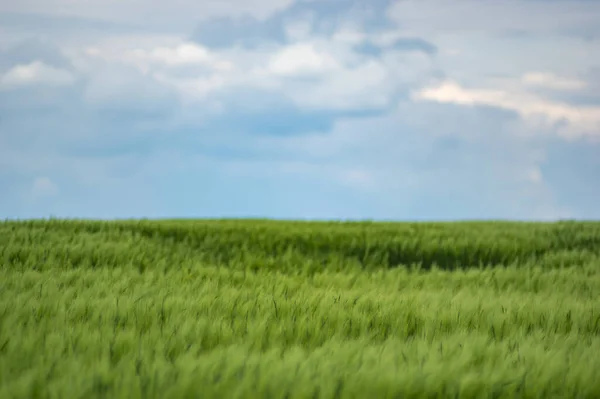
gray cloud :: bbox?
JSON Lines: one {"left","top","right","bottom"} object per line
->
{"left": 535, "top": 68, "right": 600, "bottom": 106}
{"left": 0, "top": 37, "right": 73, "bottom": 72}
{"left": 354, "top": 37, "right": 437, "bottom": 57}
{"left": 190, "top": 0, "right": 395, "bottom": 49}
{"left": 191, "top": 16, "right": 287, "bottom": 49}
{"left": 0, "top": 0, "right": 296, "bottom": 32}
{"left": 390, "top": 37, "right": 437, "bottom": 54}
{"left": 387, "top": 0, "right": 600, "bottom": 38}
{"left": 83, "top": 65, "right": 180, "bottom": 118}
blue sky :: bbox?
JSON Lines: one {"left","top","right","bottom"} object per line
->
{"left": 0, "top": 0, "right": 599, "bottom": 221}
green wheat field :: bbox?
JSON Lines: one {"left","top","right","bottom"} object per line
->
{"left": 1, "top": 219, "right": 599, "bottom": 398}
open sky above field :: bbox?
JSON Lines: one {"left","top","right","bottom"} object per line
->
{"left": 1, "top": 0, "right": 599, "bottom": 220}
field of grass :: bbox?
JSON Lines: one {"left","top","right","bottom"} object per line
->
{"left": 1, "top": 219, "right": 599, "bottom": 398}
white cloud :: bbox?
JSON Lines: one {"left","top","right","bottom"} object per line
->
{"left": 66, "top": 39, "right": 238, "bottom": 102}
{"left": 30, "top": 177, "right": 59, "bottom": 198}
{"left": 522, "top": 72, "right": 585, "bottom": 91}
{"left": 268, "top": 43, "right": 339, "bottom": 77}
{"left": 81, "top": 41, "right": 233, "bottom": 74}
{"left": 152, "top": 72, "right": 229, "bottom": 100}
{"left": 0, "top": 61, "right": 75, "bottom": 88}
{"left": 132, "top": 43, "right": 234, "bottom": 71}
{"left": 264, "top": 41, "right": 435, "bottom": 111}
{"left": 412, "top": 81, "right": 600, "bottom": 140}
{"left": 75, "top": 34, "right": 433, "bottom": 111}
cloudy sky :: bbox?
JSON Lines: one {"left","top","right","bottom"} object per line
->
{"left": 1, "top": 0, "right": 599, "bottom": 220}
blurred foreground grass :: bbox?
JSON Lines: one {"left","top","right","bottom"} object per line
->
{"left": 0, "top": 219, "right": 599, "bottom": 398}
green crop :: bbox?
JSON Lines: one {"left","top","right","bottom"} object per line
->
{"left": 0, "top": 219, "right": 599, "bottom": 398}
